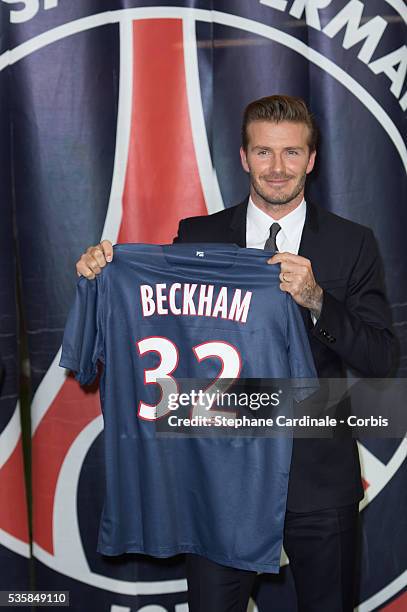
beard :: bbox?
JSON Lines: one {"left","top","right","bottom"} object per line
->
{"left": 251, "top": 171, "right": 307, "bottom": 206}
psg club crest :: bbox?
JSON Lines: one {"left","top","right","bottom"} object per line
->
{"left": 0, "top": 1, "right": 406, "bottom": 610}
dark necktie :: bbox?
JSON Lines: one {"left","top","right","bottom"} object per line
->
{"left": 264, "top": 223, "right": 281, "bottom": 252}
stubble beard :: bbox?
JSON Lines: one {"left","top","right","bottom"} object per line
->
{"left": 251, "top": 172, "right": 307, "bottom": 207}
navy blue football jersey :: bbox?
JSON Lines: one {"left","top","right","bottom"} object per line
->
{"left": 60, "top": 243, "right": 317, "bottom": 573}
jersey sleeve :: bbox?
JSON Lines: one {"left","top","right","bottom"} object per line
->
{"left": 59, "top": 277, "right": 104, "bottom": 385}
{"left": 285, "top": 295, "right": 319, "bottom": 402}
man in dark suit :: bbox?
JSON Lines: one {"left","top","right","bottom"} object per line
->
{"left": 76, "top": 95, "right": 397, "bottom": 612}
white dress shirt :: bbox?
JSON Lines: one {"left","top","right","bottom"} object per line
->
{"left": 246, "top": 197, "right": 306, "bottom": 254}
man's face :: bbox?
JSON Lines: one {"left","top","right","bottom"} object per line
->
{"left": 240, "top": 120, "right": 316, "bottom": 208}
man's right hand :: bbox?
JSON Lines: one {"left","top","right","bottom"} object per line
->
{"left": 76, "top": 240, "right": 113, "bottom": 279}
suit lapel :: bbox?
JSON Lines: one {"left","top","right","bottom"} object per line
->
{"left": 298, "top": 200, "right": 320, "bottom": 259}
{"left": 229, "top": 199, "right": 248, "bottom": 247}
{"left": 298, "top": 201, "right": 321, "bottom": 331}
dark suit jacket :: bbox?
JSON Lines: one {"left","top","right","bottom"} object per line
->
{"left": 174, "top": 199, "right": 397, "bottom": 511}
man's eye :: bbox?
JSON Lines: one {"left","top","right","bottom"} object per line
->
{"left": 287, "top": 150, "right": 299, "bottom": 156}
{"left": 258, "top": 150, "right": 269, "bottom": 156}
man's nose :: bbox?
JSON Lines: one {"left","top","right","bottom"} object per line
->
{"left": 268, "top": 153, "right": 286, "bottom": 174}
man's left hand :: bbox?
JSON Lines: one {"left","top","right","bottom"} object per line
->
{"left": 268, "top": 252, "right": 323, "bottom": 319}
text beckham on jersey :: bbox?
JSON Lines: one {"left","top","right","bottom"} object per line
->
{"left": 140, "top": 283, "right": 253, "bottom": 323}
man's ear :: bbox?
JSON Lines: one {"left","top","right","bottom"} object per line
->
{"left": 306, "top": 149, "right": 316, "bottom": 175}
{"left": 240, "top": 146, "right": 250, "bottom": 173}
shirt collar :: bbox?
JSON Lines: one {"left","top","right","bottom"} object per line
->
{"left": 247, "top": 197, "right": 306, "bottom": 239}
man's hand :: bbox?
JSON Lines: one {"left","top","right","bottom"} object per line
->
{"left": 268, "top": 252, "right": 323, "bottom": 319}
{"left": 76, "top": 240, "right": 113, "bottom": 279}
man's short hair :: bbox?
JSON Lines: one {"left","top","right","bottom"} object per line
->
{"left": 241, "top": 94, "right": 318, "bottom": 152}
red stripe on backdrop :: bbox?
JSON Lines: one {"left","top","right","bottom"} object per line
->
{"left": 381, "top": 590, "right": 407, "bottom": 610}
{"left": 119, "top": 19, "right": 207, "bottom": 244}
{"left": 0, "top": 439, "right": 29, "bottom": 542}
{"left": 32, "top": 378, "right": 101, "bottom": 554}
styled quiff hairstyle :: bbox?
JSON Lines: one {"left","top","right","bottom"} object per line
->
{"left": 241, "top": 94, "right": 318, "bottom": 152}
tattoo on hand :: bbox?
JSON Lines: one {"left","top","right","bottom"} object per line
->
{"left": 306, "top": 284, "right": 323, "bottom": 320}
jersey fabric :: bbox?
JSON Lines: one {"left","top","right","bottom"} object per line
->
{"left": 60, "top": 243, "right": 317, "bottom": 573}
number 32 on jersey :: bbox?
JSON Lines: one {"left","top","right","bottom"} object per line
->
{"left": 136, "top": 336, "right": 242, "bottom": 421}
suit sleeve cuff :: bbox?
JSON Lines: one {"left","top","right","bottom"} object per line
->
{"left": 311, "top": 290, "right": 342, "bottom": 346}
